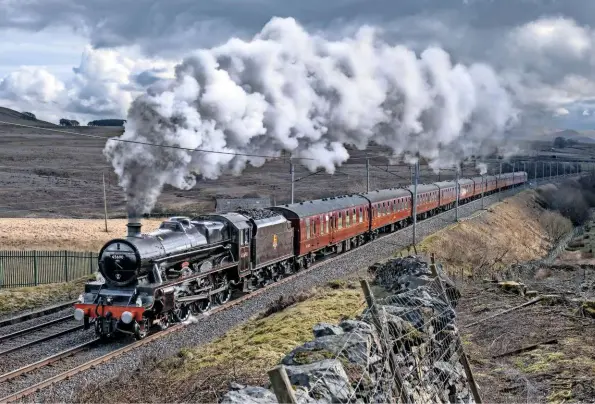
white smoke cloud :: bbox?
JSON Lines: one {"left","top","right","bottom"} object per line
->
{"left": 104, "top": 17, "right": 518, "bottom": 216}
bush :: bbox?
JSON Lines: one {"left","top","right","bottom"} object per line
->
{"left": 21, "top": 111, "right": 36, "bottom": 120}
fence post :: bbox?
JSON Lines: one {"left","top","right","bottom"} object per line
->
{"left": 89, "top": 252, "right": 94, "bottom": 274}
{"left": 33, "top": 250, "right": 39, "bottom": 286}
{"left": 360, "top": 279, "right": 410, "bottom": 403}
{"left": 64, "top": 250, "right": 69, "bottom": 282}
{"left": 267, "top": 365, "right": 297, "bottom": 404}
{"left": 429, "top": 257, "right": 482, "bottom": 403}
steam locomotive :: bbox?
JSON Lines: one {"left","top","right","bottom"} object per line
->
{"left": 74, "top": 172, "right": 527, "bottom": 339}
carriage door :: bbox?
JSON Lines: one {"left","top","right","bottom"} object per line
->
{"left": 238, "top": 228, "right": 251, "bottom": 273}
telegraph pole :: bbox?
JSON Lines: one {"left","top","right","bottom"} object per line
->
{"left": 534, "top": 161, "right": 537, "bottom": 186}
{"left": 290, "top": 162, "right": 295, "bottom": 204}
{"left": 455, "top": 166, "right": 460, "bottom": 221}
{"left": 481, "top": 173, "right": 485, "bottom": 209}
{"left": 366, "top": 158, "right": 370, "bottom": 193}
{"left": 412, "top": 160, "right": 419, "bottom": 248}
{"left": 102, "top": 173, "right": 109, "bottom": 232}
{"left": 499, "top": 162, "right": 503, "bottom": 200}
{"left": 523, "top": 162, "right": 527, "bottom": 189}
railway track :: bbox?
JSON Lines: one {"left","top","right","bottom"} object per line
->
{"left": 0, "top": 301, "right": 76, "bottom": 328}
{"left": 0, "top": 320, "right": 86, "bottom": 358}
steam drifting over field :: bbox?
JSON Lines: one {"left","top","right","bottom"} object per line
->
{"left": 104, "top": 17, "right": 518, "bottom": 216}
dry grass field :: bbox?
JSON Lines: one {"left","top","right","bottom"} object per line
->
{"left": 0, "top": 218, "right": 165, "bottom": 251}
{"left": 415, "top": 190, "right": 572, "bottom": 277}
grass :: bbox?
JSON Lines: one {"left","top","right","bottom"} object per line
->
{"left": 0, "top": 275, "right": 93, "bottom": 315}
{"left": 415, "top": 190, "right": 563, "bottom": 278}
{"left": 172, "top": 283, "right": 364, "bottom": 377}
{"left": 0, "top": 218, "right": 165, "bottom": 251}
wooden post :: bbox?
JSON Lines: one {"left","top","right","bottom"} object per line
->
{"left": 33, "top": 250, "right": 38, "bottom": 286}
{"left": 360, "top": 280, "right": 410, "bottom": 403}
{"left": 89, "top": 252, "right": 94, "bottom": 274}
{"left": 430, "top": 258, "right": 483, "bottom": 403}
{"left": 267, "top": 365, "right": 297, "bottom": 404}
{"left": 64, "top": 250, "right": 69, "bottom": 282}
{"left": 103, "top": 173, "right": 109, "bottom": 232}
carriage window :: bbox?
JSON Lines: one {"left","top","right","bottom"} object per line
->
{"left": 313, "top": 220, "right": 317, "bottom": 236}
{"left": 305, "top": 218, "right": 310, "bottom": 240}
{"left": 353, "top": 208, "right": 356, "bottom": 223}
{"left": 320, "top": 216, "right": 324, "bottom": 235}
{"left": 346, "top": 210, "right": 350, "bottom": 226}
{"left": 359, "top": 207, "right": 363, "bottom": 222}
{"left": 326, "top": 215, "right": 330, "bottom": 233}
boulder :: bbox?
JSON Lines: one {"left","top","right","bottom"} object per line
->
{"left": 313, "top": 323, "right": 344, "bottom": 338}
{"left": 283, "top": 332, "right": 372, "bottom": 366}
{"left": 284, "top": 359, "right": 356, "bottom": 403}
{"left": 339, "top": 319, "right": 373, "bottom": 334}
{"left": 220, "top": 386, "right": 278, "bottom": 404}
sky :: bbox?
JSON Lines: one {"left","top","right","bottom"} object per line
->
{"left": 1, "top": 0, "right": 594, "bottom": 129}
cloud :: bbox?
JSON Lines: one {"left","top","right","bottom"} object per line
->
{"left": 0, "top": 45, "right": 175, "bottom": 122}
{"left": 1, "top": 1, "right": 595, "bottom": 127}
{"left": 553, "top": 107, "right": 570, "bottom": 117}
{"left": 0, "top": 66, "right": 65, "bottom": 103}
{"left": 583, "top": 109, "right": 591, "bottom": 116}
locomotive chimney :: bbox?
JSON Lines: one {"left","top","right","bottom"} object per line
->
{"left": 127, "top": 222, "right": 142, "bottom": 237}
{"left": 127, "top": 209, "right": 142, "bottom": 237}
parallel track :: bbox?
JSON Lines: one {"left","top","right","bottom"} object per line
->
{"left": 0, "top": 316, "right": 71, "bottom": 343}
{"left": 0, "top": 301, "right": 76, "bottom": 328}
{"left": 0, "top": 325, "right": 86, "bottom": 357}
{"left": 0, "top": 179, "right": 574, "bottom": 403}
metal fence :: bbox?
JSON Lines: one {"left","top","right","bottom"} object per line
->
{"left": 0, "top": 250, "right": 97, "bottom": 289}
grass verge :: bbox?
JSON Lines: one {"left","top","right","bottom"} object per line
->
{"left": 0, "top": 275, "right": 92, "bottom": 315}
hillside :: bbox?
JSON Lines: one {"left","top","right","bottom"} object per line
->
{"left": 0, "top": 106, "right": 57, "bottom": 128}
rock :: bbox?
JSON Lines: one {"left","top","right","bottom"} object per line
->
{"left": 283, "top": 332, "right": 372, "bottom": 366}
{"left": 497, "top": 281, "right": 527, "bottom": 296}
{"left": 313, "top": 323, "right": 344, "bottom": 338}
{"left": 339, "top": 319, "right": 373, "bottom": 334}
{"left": 229, "top": 382, "right": 246, "bottom": 391}
{"left": 220, "top": 386, "right": 278, "bottom": 404}
{"left": 582, "top": 300, "right": 595, "bottom": 318}
{"left": 285, "top": 359, "right": 355, "bottom": 403}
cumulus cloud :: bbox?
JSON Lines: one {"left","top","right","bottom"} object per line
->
{"left": 0, "top": 45, "right": 175, "bottom": 122}
{"left": 0, "top": 67, "right": 64, "bottom": 103}
{"left": 553, "top": 107, "right": 570, "bottom": 117}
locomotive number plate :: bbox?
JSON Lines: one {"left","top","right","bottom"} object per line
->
{"left": 111, "top": 254, "right": 125, "bottom": 260}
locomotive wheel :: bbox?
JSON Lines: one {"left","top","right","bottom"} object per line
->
{"left": 214, "top": 274, "right": 231, "bottom": 305}
{"left": 135, "top": 318, "right": 149, "bottom": 340}
{"left": 192, "top": 297, "right": 212, "bottom": 314}
{"left": 173, "top": 302, "right": 190, "bottom": 322}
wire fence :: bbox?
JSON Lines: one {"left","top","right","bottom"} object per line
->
{"left": 0, "top": 250, "right": 97, "bottom": 288}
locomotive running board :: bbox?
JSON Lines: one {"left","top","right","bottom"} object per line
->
{"left": 176, "top": 285, "right": 229, "bottom": 303}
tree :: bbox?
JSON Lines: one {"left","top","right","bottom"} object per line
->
{"left": 21, "top": 112, "right": 36, "bottom": 120}
{"left": 86, "top": 119, "right": 126, "bottom": 127}
{"left": 553, "top": 136, "right": 567, "bottom": 148}
{"left": 70, "top": 120, "right": 80, "bottom": 126}
{"left": 59, "top": 118, "right": 73, "bottom": 126}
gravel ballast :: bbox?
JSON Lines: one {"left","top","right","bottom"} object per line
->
{"left": 23, "top": 183, "right": 559, "bottom": 402}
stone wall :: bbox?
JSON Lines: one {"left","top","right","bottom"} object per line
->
{"left": 221, "top": 256, "right": 474, "bottom": 404}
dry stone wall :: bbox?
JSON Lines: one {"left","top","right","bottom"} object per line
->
{"left": 221, "top": 256, "right": 474, "bottom": 404}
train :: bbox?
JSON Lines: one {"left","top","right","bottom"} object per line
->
{"left": 73, "top": 171, "right": 527, "bottom": 340}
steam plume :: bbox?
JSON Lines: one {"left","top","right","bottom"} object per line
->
{"left": 104, "top": 17, "right": 518, "bottom": 216}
